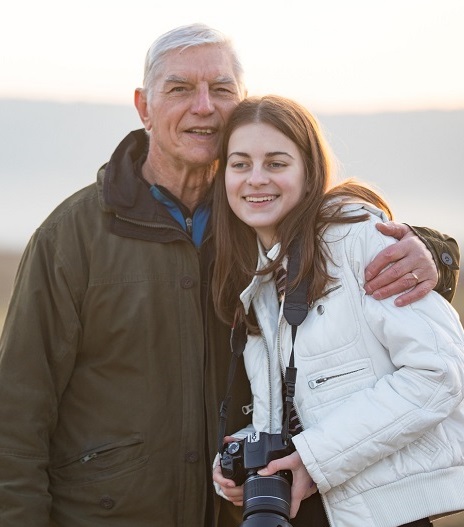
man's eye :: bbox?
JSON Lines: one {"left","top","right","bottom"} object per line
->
{"left": 168, "top": 86, "right": 187, "bottom": 93}
{"left": 214, "top": 86, "right": 237, "bottom": 95}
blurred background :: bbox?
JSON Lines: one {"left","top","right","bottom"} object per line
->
{"left": 0, "top": 2, "right": 463, "bottom": 521}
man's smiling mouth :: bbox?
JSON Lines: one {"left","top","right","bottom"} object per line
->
{"left": 188, "top": 128, "right": 215, "bottom": 135}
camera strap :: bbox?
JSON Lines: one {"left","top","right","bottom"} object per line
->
{"left": 281, "top": 238, "right": 309, "bottom": 443}
{"left": 217, "top": 310, "right": 248, "bottom": 452}
{"left": 217, "top": 239, "right": 309, "bottom": 452}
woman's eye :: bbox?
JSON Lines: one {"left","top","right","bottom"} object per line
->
{"left": 231, "top": 162, "right": 247, "bottom": 169}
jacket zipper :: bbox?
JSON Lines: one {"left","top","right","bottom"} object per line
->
{"left": 308, "top": 368, "right": 366, "bottom": 389}
{"left": 257, "top": 317, "right": 273, "bottom": 433}
{"left": 321, "top": 493, "right": 334, "bottom": 527}
{"left": 79, "top": 437, "right": 143, "bottom": 464}
{"left": 80, "top": 452, "right": 98, "bottom": 463}
{"left": 185, "top": 217, "right": 193, "bottom": 235}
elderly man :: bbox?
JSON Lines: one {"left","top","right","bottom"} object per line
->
{"left": 0, "top": 23, "right": 459, "bottom": 527}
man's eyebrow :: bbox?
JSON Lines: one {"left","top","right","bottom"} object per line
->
{"left": 164, "top": 75, "right": 188, "bottom": 83}
{"left": 214, "top": 75, "right": 237, "bottom": 85}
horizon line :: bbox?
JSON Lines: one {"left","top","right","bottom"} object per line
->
{"left": 2, "top": 96, "right": 464, "bottom": 117}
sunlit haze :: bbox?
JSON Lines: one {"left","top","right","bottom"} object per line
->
{"left": 2, "top": 0, "right": 464, "bottom": 113}
{"left": 1, "top": 0, "right": 463, "bottom": 253}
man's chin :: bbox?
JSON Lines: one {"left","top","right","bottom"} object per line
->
{"left": 187, "top": 151, "right": 219, "bottom": 169}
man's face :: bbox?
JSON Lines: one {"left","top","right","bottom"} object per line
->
{"left": 139, "top": 44, "right": 243, "bottom": 171}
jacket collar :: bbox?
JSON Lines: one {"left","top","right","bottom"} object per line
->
{"left": 239, "top": 201, "right": 388, "bottom": 314}
{"left": 96, "top": 129, "right": 215, "bottom": 246}
{"left": 98, "top": 129, "right": 167, "bottom": 222}
{"left": 239, "top": 240, "right": 287, "bottom": 314}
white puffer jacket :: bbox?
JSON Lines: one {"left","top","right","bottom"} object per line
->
{"left": 235, "top": 203, "right": 464, "bottom": 527}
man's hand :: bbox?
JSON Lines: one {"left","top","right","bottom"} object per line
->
{"left": 257, "top": 451, "right": 317, "bottom": 519}
{"left": 364, "top": 222, "right": 438, "bottom": 307}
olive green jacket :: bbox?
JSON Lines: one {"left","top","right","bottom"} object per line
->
{"left": 0, "top": 130, "right": 249, "bottom": 526}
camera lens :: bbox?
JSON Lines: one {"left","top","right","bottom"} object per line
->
{"left": 241, "top": 512, "right": 293, "bottom": 527}
{"left": 242, "top": 472, "right": 291, "bottom": 521}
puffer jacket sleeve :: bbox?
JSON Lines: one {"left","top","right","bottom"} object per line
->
{"left": 292, "top": 215, "right": 464, "bottom": 494}
{"left": 0, "top": 230, "right": 82, "bottom": 525}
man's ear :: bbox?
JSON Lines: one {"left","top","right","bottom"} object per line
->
{"left": 134, "top": 88, "right": 152, "bottom": 131}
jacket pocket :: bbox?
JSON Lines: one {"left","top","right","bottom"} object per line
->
{"left": 306, "top": 358, "right": 372, "bottom": 390}
{"left": 49, "top": 434, "right": 148, "bottom": 486}
{"left": 301, "top": 358, "right": 376, "bottom": 423}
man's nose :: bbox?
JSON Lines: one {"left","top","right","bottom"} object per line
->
{"left": 191, "top": 85, "right": 214, "bottom": 115}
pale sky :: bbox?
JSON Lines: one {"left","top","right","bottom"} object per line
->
{"left": 2, "top": 0, "right": 464, "bottom": 113}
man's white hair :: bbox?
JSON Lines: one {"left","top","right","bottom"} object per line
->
{"left": 143, "top": 23, "right": 246, "bottom": 100}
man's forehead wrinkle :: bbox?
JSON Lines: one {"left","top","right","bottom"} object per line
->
{"left": 163, "top": 74, "right": 236, "bottom": 85}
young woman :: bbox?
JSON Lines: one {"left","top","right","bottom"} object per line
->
{"left": 212, "top": 95, "right": 464, "bottom": 527}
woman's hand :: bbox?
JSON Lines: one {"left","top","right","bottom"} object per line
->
{"left": 257, "top": 450, "right": 317, "bottom": 519}
{"left": 213, "top": 436, "right": 244, "bottom": 506}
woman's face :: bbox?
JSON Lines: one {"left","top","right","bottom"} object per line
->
{"left": 225, "top": 122, "right": 307, "bottom": 249}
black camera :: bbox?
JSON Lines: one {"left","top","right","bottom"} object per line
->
{"left": 220, "top": 431, "right": 295, "bottom": 527}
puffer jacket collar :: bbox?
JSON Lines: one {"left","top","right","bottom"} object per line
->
{"left": 240, "top": 240, "right": 287, "bottom": 314}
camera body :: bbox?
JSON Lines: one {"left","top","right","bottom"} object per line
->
{"left": 220, "top": 430, "right": 294, "bottom": 485}
{"left": 220, "top": 431, "right": 295, "bottom": 526}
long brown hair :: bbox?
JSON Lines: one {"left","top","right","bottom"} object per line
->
{"left": 212, "top": 95, "right": 392, "bottom": 327}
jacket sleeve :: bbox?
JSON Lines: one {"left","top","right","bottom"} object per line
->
{"left": 409, "top": 225, "right": 460, "bottom": 302}
{"left": 292, "top": 217, "right": 464, "bottom": 494}
{"left": 0, "top": 231, "right": 81, "bottom": 525}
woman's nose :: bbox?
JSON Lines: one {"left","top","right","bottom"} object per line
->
{"left": 246, "top": 167, "right": 269, "bottom": 186}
